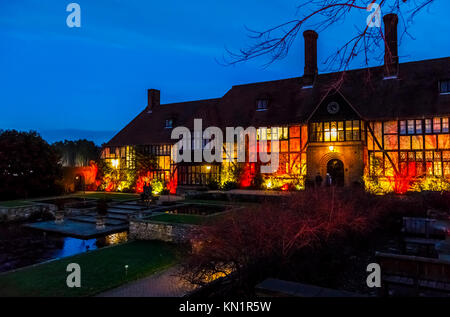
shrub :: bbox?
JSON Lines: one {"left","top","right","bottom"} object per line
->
{"left": 221, "top": 181, "right": 239, "bottom": 191}
{"left": 207, "top": 180, "right": 220, "bottom": 190}
{"left": 181, "top": 187, "right": 386, "bottom": 290}
{"left": 160, "top": 188, "right": 171, "bottom": 195}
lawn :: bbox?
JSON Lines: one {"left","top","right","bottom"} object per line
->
{"left": 0, "top": 200, "right": 32, "bottom": 207}
{"left": 0, "top": 241, "right": 178, "bottom": 297}
{"left": 72, "top": 192, "right": 139, "bottom": 201}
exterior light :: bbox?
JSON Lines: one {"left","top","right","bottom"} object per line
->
{"left": 206, "top": 165, "right": 211, "bottom": 171}
{"left": 111, "top": 159, "right": 119, "bottom": 169}
{"left": 266, "top": 181, "right": 272, "bottom": 189}
{"left": 329, "top": 146, "right": 334, "bottom": 152}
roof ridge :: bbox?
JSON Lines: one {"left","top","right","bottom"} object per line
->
{"left": 231, "top": 56, "right": 450, "bottom": 88}
{"left": 160, "top": 97, "right": 221, "bottom": 107}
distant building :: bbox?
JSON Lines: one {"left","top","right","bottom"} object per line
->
{"left": 103, "top": 14, "right": 450, "bottom": 194}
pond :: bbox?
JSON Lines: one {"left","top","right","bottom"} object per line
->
{"left": 34, "top": 197, "right": 96, "bottom": 209}
{"left": 163, "top": 204, "right": 228, "bottom": 216}
{"left": 0, "top": 224, "right": 127, "bottom": 273}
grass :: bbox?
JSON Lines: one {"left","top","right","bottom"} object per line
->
{"left": 0, "top": 200, "right": 32, "bottom": 207}
{"left": 0, "top": 241, "right": 178, "bottom": 297}
{"left": 72, "top": 192, "right": 139, "bottom": 201}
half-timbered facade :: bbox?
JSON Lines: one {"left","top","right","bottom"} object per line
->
{"left": 103, "top": 14, "right": 450, "bottom": 194}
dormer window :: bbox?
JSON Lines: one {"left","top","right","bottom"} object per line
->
{"left": 165, "top": 119, "right": 173, "bottom": 128}
{"left": 440, "top": 80, "right": 450, "bottom": 94}
{"left": 256, "top": 99, "right": 269, "bottom": 111}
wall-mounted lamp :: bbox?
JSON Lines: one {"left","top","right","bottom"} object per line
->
{"left": 111, "top": 159, "right": 119, "bottom": 169}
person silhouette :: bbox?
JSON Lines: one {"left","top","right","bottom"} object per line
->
{"left": 325, "top": 173, "right": 332, "bottom": 187}
{"left": 315, "top": 172, "right": 323, "bottom": 187}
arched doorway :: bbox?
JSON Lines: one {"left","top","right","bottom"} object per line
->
{"left": 327, "top": 159, "right": 344, "bottom": 187}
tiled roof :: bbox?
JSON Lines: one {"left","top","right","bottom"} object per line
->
{"left": 106, "top": 57, "right": 450, "bottom": 146}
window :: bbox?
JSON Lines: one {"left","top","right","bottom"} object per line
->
{"left": 443, "top": 118, "right": 449, "bottom": 133}
{"left": 433, "top": 118, "right": 441, "bottom": 133}
{"left": 440, "top": 80, "right": 450, "bottom": 94}
{"left": 400, "top": 121, "right": 406, "bottom": 135}
{"left": 310, "top": 120, "right": 363, "bottom": 142}
{"left": 425, "top": 119, "right": 432, "bottom": 133}
{"left": 256, "top": 99, "right": 269, "bottom": 111}
{"left": 415, "top": 120, "right": 423, "bottom": 134}
{"left": 407, "top": 120, "right": 415, "bottom": 134}
{"left": 165, "top": 119, "right": 173, "bottom": 128}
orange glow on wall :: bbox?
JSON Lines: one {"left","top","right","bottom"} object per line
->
{"left": 136, "top": 171, "right": 151, "bottom": 193}
{"left": 239, "top": 163, "right": 254, "bottom": 188}
{"left": 167, "top": 172, "right": 178, "bottom": 194}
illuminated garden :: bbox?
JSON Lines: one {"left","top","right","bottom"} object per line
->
{"left": 1, "top": 0, "right": 450, "bottom": 300}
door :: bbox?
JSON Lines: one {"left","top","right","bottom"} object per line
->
{"left": 327, "top": 159, "right": 344, "bottom": 187}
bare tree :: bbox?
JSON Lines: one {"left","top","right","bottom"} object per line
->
{"left": 225, "top": 0, "right": 436, "bottom": 72}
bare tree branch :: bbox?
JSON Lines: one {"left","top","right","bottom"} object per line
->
{"left": 223, "top": 0, "right": 436, "bottom": 72}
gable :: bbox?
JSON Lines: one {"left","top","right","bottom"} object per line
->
{"left": 308, "top": 91, "right": 361, "bottom": 122}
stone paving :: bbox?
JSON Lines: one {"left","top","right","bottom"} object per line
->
{"left": 97, "top": 265, "right": 197, "bottom": 297}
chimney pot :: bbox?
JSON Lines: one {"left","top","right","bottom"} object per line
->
{"left": 383, "top": 14, "right": 399, "bottom": 77}
{"left": 303, "top": 30, "right": 318, "bottom": 85}
{"left": 147, "top": 89, "right": 160, "bottom": 111}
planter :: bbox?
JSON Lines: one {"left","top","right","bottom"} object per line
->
{"left": 54, "top": 210, "right": 65, "bottom": 224}
{"left": 96, "top": 216, "right": 106, "bottom": 230}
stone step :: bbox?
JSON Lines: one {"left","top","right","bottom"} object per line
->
{"left": 110, "top": 204, "right": 146, "bottom": 211}
{"left": 107, "top": 208, "right": 138, "bottom": 215}
{"left": 107, "top": 213, "right": 130, "bottom": 220}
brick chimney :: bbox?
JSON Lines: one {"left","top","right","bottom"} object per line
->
{"left": 303, "top": 30, "right": 318, "bottom": 86}
{"left": 146, "top": 89, "right": 160, "bottom": 112}
{"left": 383, "top": 14, "right": 399, "bottom": 78}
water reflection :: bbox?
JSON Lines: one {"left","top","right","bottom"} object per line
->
{"left": 0, "top": 223, "right": 128, "bottom": 273}
{"left": 54, "top": 232, "right": 128, "bottom": 259}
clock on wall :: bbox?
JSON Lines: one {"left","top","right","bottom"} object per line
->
{"left": 327, "top": 101, "right": 340, "bottom": 114}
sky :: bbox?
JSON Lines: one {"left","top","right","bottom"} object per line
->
{"left": 1, "top": 0, "right": 449, "bottom": 145}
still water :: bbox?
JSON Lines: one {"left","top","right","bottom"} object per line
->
{"left": 0, "top": 224, "right": 127, "bottom": 273}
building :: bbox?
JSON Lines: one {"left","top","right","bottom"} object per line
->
{"left": 103, "top": 14, "right": 450, "bottom": 194}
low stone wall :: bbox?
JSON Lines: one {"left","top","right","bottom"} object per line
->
{"left": 0, "top": 204, "right": 57, "bottom": 223}
{"left": 129, "top": 220, "right": 194, "bottom": 243}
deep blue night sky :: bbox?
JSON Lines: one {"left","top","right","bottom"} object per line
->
{"left": 1, "top": 0, "right": 449, "bottom": 145}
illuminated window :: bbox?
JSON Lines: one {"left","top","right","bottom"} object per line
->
{"left": 433, "top": 118, "right": 441, "bottom": 133}
{"left": 443, "top": 118, "right": 449, "bottom": 133}
{"left": 444, "top": 162, "right": 450, "bottom": 176}
{"left": 425, "top": 119, "right": 432, "bottom": 133}
{"left": 345, "top": 121, "right": 352, "bottom": 140}
{"left": 338, "top": 121, "right": 344, "bottom": 141}
{"left": 324, "top": 122, "right": 330, "bottom": 141}
{"left": 415, "top": 120, "right": 423, "bottom": 134}
{"left": 256, "top": 99, "right": 269, "bottom": 111}
{"left": 400, "top": 121, "right": 406, "bottom": 135}
{"left": 443, "top": 151, "right": 450, "bottom": 161}
{"left": 440, "top": 80, "right": 450, "bottom": 94}
{"left": 330, "top": 122, "right": 337, "bottom": 141}
{"left": 407, "top": 120, "right": 415, "bottom": 134}
{"left": 416, "top": 151, "right": 423, "bottom": 161}
{"left": 267, "top": 128, "right": 272, "bottom": 140}
{"left": 435, "top": 162, "right": 442, "bottom": 176}
{"left": 282, "top": 127, "right": 289, "bottom": 139}
{"left": 352, "top": 120, "right": 360, "bottom": 140}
